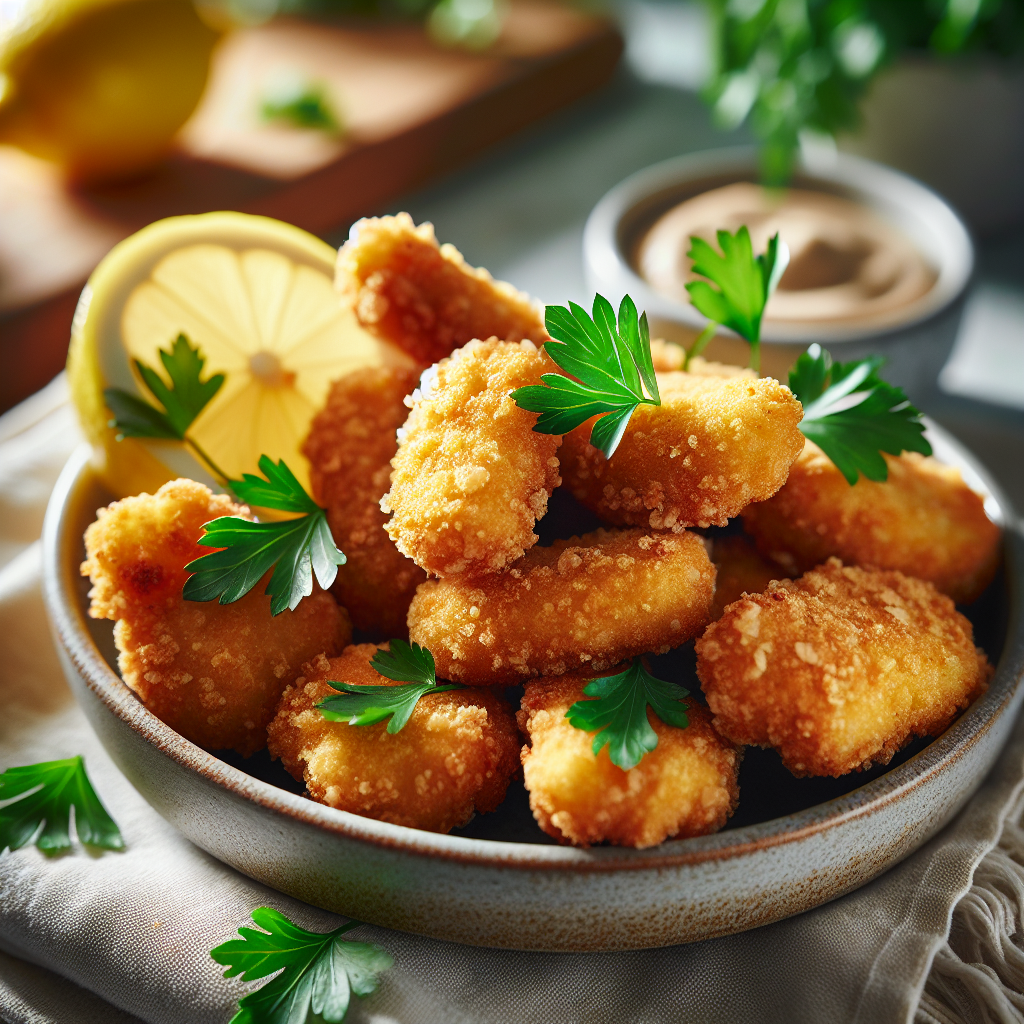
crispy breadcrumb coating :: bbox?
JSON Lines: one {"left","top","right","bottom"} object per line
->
{"left": 696, "top": 559, "right": 991, "bottom": 778}
{"left": 710, "top": 535, "right": 789, "bottom": 621}
{"left": 382, "top": 338, "right": 562, "bottom": 577}
{"left": 303, "top": 366, "right": 427, "bottom": 638}
{"left": 560, "top": 372, "right": 804, "bottom": 531}
{"left": 518, "top": 675, "right": 740, "bottom": 848}
{"left": 82, "top": 479, "right": 351, "bottom": 756}
{"left": 267, "top": 644, "right": 520, "bottom": 832}
{"left": 336, "top": 213, "right": 548, "bottom": 367}
{"left": 742, "top": 442, "right": 1002, "bottom": 604}
{"left": 408, "top": 528, "right": 715, "bottom": 685}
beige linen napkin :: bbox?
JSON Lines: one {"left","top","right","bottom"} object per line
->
{"left": 1, "top": 376, "right": 1022, "bottom": 1024}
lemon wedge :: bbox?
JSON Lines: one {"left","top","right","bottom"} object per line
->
{"left": 68, "top": 211, "right": 415, "bottom": 498}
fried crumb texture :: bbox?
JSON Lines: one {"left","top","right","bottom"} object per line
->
{"left": 409, "top": 527, "right": 716, "bottom": 685}
{"left": 383, "top": 337, "right": 562, "bottom": 577}
{"left": 710, "top": 535, "right": 790, "bottom": 621}
{"left": 518, "top": 674, "right": 740, "bottom": 848}
{"left": 303, "top": 365, "right": 427, "bottom": 637}
{"left": 267, "top": 644, "right": 521, "bottom": 833}
{"left": 336, "top": 213, "right": 548, "bottom": 367}
{"left": 560, "top": 372, "right": 804, "bottom": 530}
{"left": 696, "top": 559, "right": 992, "bottom": 778}
{"left": 81, "top": 478, "right": 352, "bottom": 756}
{"left": 742, "top": 442, "right": 1002, "bottom": 604}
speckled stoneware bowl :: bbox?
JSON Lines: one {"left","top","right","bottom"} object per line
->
{"left": 43, "top": 432, "right": 1022, "bottom": 952}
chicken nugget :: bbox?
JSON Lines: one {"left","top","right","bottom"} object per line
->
{"left": 518, "top": 675, "right": 740, "bottom": 848}
{"left": 742, "top": 442, "right": 1002, "bottom": 604}
{"left": 382, "top": 337, "right": 561, "bottom": 577}
{"left": 267, "top": 644, "right": 520, "bottom": 833}
{"left": 336, "top": 213, "right": 548, "bottom": 366}
{"left": 82, "top": 479, "right": 351, "bottom": 756}
{"left": 303, "top": 365, "right": 426, "bottom": 637}
{"left": 710, "top": 535, "right": 789, "bottom": 621}
{"left": 408, "top": 528, "right": 715, "bottom": 685}
{"left": 560, "top": 372, "right": 804, "bottom": 531}
{"left": 696, "top": 559, "right": 991, "bottom": 777}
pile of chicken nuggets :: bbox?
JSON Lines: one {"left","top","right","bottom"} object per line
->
{"left": 82, "top": 213, "right": 1001, "bottom": 850}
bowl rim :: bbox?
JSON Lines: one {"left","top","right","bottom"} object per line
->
{"left": 43, "top": 434, "right": 1021, "bottom": 874}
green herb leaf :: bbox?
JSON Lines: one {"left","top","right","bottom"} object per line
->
{"left": 370, "top": 639, "right": 436, "bottom": 684}
{"left": 0, "top": 756, "right": 123, "bottom": 853}
{"left": 565, "top": 660, "right": 690, "bottom": 771}
{"left": 260, "top": 77, "right": 341, "bottom": 134}
{"left": 183, "top": 455, "right": 346, "bottom": 616}
{"left": 211, "top": 906, "right": 392, "bottom": 1024}
{"left": 789, "top": 344, "right": 932, "bottom": 485}
{"left": 511, "top": 294, "right": 660, "bottom": 458}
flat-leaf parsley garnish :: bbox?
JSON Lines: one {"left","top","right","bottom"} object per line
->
{"left": 0, "top": 756, "right": 123, "bottom": 853}
{"left": 685, "top": 227, "right": 789, "bottom": 373}
{"left": 566, "top": 660, "right": 690, "bottom": 771}
{"left": 317, "top": 640, "right": 463, "bottom": 733}
{"left": 211, "top": 906, "right": 392, "bottom": 1024}
{"left": 511, "top": 293, "right": 660, "bottom": 458}
{"left": 789, "top": 343, "right": 932, "bottom": 485}
{"left": 183, "top": 455, "right": 346, "bottom": 617}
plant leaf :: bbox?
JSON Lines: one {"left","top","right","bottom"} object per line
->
{"left": 318, "top": 680, "right": 463, "bottom": 734}
{"left": 370, "top": 640, "right": 436, "bottom": 685}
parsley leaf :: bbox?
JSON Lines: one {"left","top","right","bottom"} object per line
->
{"left": 261, "top": 77, "right": 342, "bottom": 134}
{"left": 0, "top": 756, "right": 124, "bottom": 853}
{"left": 317, "top": 640, "right": 463, "bottom": 733}
{"left": 511, "top": 293, "right": 660, "bottom": 458}
{"left": 211, "top": 906, "right": 392, "bottom": 1024}
{"left": 183, "top": 455, "right": 346, "bottom": 616}
{"left": 685, "top": 228, "right": 789, "bottom": 373}
{"left": 789, "top": 344, "right": 932, "bottom": 485}
{"left": 565, "top": 660, "right": 690, "bottom": 771}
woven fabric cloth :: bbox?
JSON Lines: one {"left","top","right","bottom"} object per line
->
{"left": 1, "top": 376, "right": 1022, "bottom": 1024}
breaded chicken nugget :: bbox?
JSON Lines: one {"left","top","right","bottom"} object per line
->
{"left": 409, "top": 528, "right": 715, "bottom": 685}
{"left": 382, "top": 338, "right": 561, "bottom": 577}
{"left": 560, "top": 372, "right": 804, "bottom": 531}
{"left": 267, "top": 644, "right": 520, "bottom": 832}
{"left": 303, "top": 365, "right": 426, "bottom": 637}
{"left": 710, "top": 535, "right": 789, "bottom": 621}
{"left": 696, "top": 559, "right": 991, "bottom": 777}
{"left": 742, "top": 442, "right": 1002, "bottom": 604}
{"left": 518, "top": 675, "right": 740, "bottom": 848}
{"left": 336, "top": 213, "right": 548, "bottom": 366}
{"left": 82, "top": 479, "right": 351, "bottom": 756}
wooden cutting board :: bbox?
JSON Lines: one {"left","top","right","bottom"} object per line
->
{"left": 0, "top": 1, "right": 621, "bottom": 413}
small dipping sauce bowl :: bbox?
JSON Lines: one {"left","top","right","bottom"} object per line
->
{"left": 583, "top": 147, "right": 973, "bottom": 400}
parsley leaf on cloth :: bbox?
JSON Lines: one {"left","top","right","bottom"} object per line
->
{"left": 685, "top": 228, "right": 789, "bottom": 373}
{"left": 511, "top": 293, "right": 660, "bottom": 458}
{"left": 317, "top": 640, "right": 462, "bottom": 733}
{"left": 790, "top": 344, "right": 932, "bottom": 485}
{"left": 565, "top": 660, "right": 690, "bottom": 771}
{"left": 211, "top": 907, "right": 392, "bottom": 1024}
{"left": 0, "top": 756, "right": 124, "bottom": 853}
{"left": 183, "top": 455, "right": 346, "bottom": 616}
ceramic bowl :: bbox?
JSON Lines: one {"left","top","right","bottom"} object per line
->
{"left": 43, "top": 432, "right": 1021, "bottom": 952}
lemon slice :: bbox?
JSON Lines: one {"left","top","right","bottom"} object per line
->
{"left": 68, "top": 211, "right": 415, "bottom": 498}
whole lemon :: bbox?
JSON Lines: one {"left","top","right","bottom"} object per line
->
{"left": 0, "top": 0, "right": 219, "bottom": 182}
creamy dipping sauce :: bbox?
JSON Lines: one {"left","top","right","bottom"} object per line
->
{"left": 637, "top": 183, "right": 936, "bottom": 325}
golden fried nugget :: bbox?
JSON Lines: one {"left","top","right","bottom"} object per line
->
{"left": 82, "top": 479, "right": 351, "bottom": 756}
{"left": 303, "top": 365, "right": 427, "bottom": 637}
{"left": 336, "top": 213, "right": 548, "bottom": 366}
{"left": 710, "top": 535, "right": 789, "bottom": 621}
{"left": 267, "top": 644, "right": 520, "bottom": 832}
{"left": 560, "top": 372, "right": 804, "bottom": 530}
{"left": 696, "top": 559, "right": 991, "bottom": 778}
{"left": 742, "top": 442, "right": 1002, "bottom": 604}
{"left": 409, "top": 528, "right": 715, "bottom": 685}
{"left": 518, "top": 675, "right": 740, "bottom": 848}
{"left": 382, "top": 338, "right": 561, "bottom": 577}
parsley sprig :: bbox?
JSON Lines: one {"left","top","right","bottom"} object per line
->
{"left": 511, "top": 294, "right": 660, "bottom": 458}
{"left": 0, "top": 756, "right": 123, "bottom": 854}
{"left": 790, "top": 344, "right": 932, "bottom": 485}
{"left": 211, "top": 907, "right": 392, "bottom": 1024}
{"left": 685, "top": 228, "right": 789, "bottom": 374}
{"left": 317, "top": 640, "right": 462, "bottom": 733}
{"left": 183, "top": 455, "right": 346, "bottom": 617}
{"left": 566, "top": 660, "right": 690, "bottom": 771}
